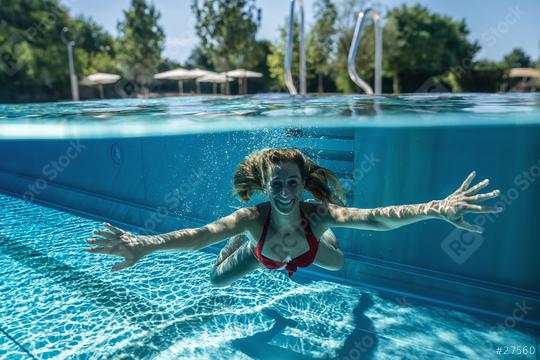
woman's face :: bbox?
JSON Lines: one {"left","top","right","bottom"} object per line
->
{"left": 265, "top": 161, "right": 305, "bottom": 215}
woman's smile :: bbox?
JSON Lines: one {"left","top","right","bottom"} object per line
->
{"left": 275, "top": 197, "right": 295, "bottom": 213}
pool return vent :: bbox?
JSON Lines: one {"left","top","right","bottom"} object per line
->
{"left": 111, "top": 143, "right": 123, "bottom": 165}
{"left": 348, "top": 8, "right": 383, "bottom": 95}
{"left": 285, "top": 0, "right": 306, "bottom": 95}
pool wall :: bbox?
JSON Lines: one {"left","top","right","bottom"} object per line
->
{"left": 0, "top": 125, "right": 539, "bottom": 328}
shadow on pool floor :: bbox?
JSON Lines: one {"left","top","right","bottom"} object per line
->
{"left": 1, "top": 231, "right": 538, "bottom": 359}
{"left": 232, "top": 293, "right": 378, "bottom": 360}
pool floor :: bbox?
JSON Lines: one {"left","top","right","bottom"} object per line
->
{"left": 0, "top": 193, "right": 538, "bottom": 359}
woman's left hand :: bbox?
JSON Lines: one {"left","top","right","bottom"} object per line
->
{"left": 437, "top": 171, "right": 502, "bottom": 233}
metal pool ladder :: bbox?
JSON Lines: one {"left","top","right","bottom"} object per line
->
{"left": 348, "top": 8, "right": 383, "bottom": 95}
{"left": 285, "top": 0, "right": 306, "bottom": 95}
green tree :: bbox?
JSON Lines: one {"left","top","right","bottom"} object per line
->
{"left": 501, "top": 48, "right": 531, "bottom": 69}
{"left": 116, "top": 0, "right": 164, "bottom": 94}
{"left": 332, "top": 0, "right": 376, "bottom": 93}
{"left": 191, "top": 0, "right": 261, "bottom": 73}
{"left": 0, "top": 0, "right": 72, "bottom": 101}
{"left": 185, "top": 45, "right": 214, "bottom": 71}
{"left": 72, "top": 16, "right": 117, "bottom": 76}
{"left": 307, "top": 0, "right": 337, "bottom": 93}
{"left": 248, "top": 40, "right": 275, "bottom": 93}
{"left": 499, "top": 48, "right": 534, "bottom": 91}
{"left": 0, "top": 0, "right": 118, "bottom": 101}
{"left": 267, "top": 19, "right": 300, "bottom": 91}
{"left": 450, "top": 60, "right": 505, "bottom": 92}
{"left": 268, "top": 16, "right": 337, "bottom": 93}
{"left": 537, "top": 58, "right": 540, "bottom": 88}
{"left": 384, "top": 4, "right": 478, "bottom": 93}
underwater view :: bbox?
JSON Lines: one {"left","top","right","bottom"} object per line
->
{"left": 0, "top": 94, "right": 539, "bottom": 359}
{"left": 2, "top": 0, "right": 540, "bottom": 358}
{"left": 0, "top": 192, "right": 537, "bottom": 359}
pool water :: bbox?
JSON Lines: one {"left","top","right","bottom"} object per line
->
{"left": 0, "top": 194, "right": 537, "bottom": 359}
{"left": 1, "top": 93, "right": 539, "bottom": 359}
{"left": 1, "top": 93, "right": 540, "bottom": 139}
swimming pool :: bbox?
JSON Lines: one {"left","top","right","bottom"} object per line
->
{"left": 0, "top": 94, "right": 539, "bottom": 358}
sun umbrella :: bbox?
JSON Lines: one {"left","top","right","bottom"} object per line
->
{"left": 509, "top": 68, "right": 540, "bottom": 78}
{"left": 154, "top": 68, "right": 193, "bottom": 94}
{"left": 154, "top": 68, "right": 215, "bottom": 94}
{"left": 154, "top": 68, "right": 204, "bottom": 80}
{"left": 226, "top": 69, "right": 263, "bottom": 94}
{"left": 188, "top": 69, "right": 217, "bottom": 93}
{"left": 188, "top": 68, "right": 215, "bottom": 77}
{"left": 81, "top": 72, "right": 121, "bottom": 99}
{"left": 196, "top": 73, "right": 233, "bottom": 95}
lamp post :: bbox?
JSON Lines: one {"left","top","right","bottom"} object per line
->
{"left": 61, "top": 27, "right": 79, "bottom": 101}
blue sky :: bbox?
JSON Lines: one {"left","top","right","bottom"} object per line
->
{"left": 62, "top": 0, "right": 540, "bottom": 64}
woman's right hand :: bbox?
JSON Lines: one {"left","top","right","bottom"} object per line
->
{"left": 86, "top": 223, "right": 152, "bottom": 272}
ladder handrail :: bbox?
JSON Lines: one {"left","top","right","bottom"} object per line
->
{"left": 348, "top": 8, "right": 383, "bottom": 95}
{"left": 285, "top": 0, "right": 306, "bottom": 95}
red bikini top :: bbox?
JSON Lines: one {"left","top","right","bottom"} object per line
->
{"left": 253, "top": 206, "right": 319, "bottom": 277}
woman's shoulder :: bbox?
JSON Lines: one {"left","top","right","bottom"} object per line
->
{"left": 239, "top": 203, "right": 270, "bottom": 243}
{"left": 236, "top": 202, "right": 270, "bottom": 223}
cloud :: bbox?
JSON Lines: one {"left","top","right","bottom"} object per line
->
{"left": 163, "top": 34, "right": 198, "bottom": 62}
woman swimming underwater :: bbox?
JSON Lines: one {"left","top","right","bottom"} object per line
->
{"left": 86, "top": 148, "right": 502, "bottom": 287}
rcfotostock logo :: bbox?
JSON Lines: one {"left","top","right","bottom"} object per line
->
{"left": 22, "top": 140, "right": 86, "bottom": 203}
{"left": 114, "top": 79, "right": 138, "bottom": 98}
{"left": 416, "top": 77, "right": 451, "bottom": 94}
{"left": 442, "top": 157, "right": 540, "bottom": 265}
{"left": 343, "top": 152, "right": 380, "bottom": 192}
{"left": 441, "top": 228, "right": 484, "bottom": 265}
{"left": 480, "top": 6, "right": 524, "bottom": 48}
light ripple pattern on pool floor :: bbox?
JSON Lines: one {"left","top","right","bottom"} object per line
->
{"left": 0, "top": 193, "right": 537, "bottom": 359}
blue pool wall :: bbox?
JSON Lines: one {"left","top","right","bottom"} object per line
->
{"left": 0, "top": 124, "right": 539, "bottom": 328}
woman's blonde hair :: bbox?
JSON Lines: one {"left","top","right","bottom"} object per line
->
{"left": 233, "top": 148, "right": 346, "bottom": 205}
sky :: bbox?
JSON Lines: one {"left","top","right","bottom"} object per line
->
{"left": 62, "top": 0, "right": 540, "bottom": 64}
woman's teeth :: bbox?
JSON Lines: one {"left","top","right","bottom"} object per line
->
{"left": 277, "top": 198, "right": 293, "bottom": 206}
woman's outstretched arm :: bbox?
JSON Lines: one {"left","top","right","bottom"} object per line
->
{"left": 86, "top": 207, "right": 256, "bottom": 272}
{"left": 141, "top": 207, "right": 256, "bottom": 252}
{"left": 320, "top": 171, "right": 502, "bottom": 233}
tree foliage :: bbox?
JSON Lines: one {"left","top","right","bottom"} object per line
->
{"left": 384, "top": 4, "right": 479, "bottom": 93}
{"left": 450, "top": 60, "right": 505, "bottom": 92}
{"left": 267, "top": 19, "right": 300, "bottom": 91}
{"left": 116, "top": 0, "right": 164, "bottom": 92}
{"left": 307, "top": 0, "right": 337, "bottom": 92}
{"left": 0, "top": 0, "right": 537, "bottom": 101}
{"left": 452, "top": 47, "right": 536, "bottom": 93}
{"left": 185, "top": 46, "right": 214, "bottom": 71}
{"left": 0, "top": 0, "right": 117, "bottom": 101}
{"left": 191, "top": 0, "right": 261, "bottom": 71}
{"left": 248, "top": 40, "right": 275, "bottom": 93}
{"left": 332, "top": 0, "right": 376, "bottom": 93}
{"left": 72, "top": 16, "right": 116, "bottom": 75}
{"left": 501, "top": 48, "right": 532, "bottom": 69}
